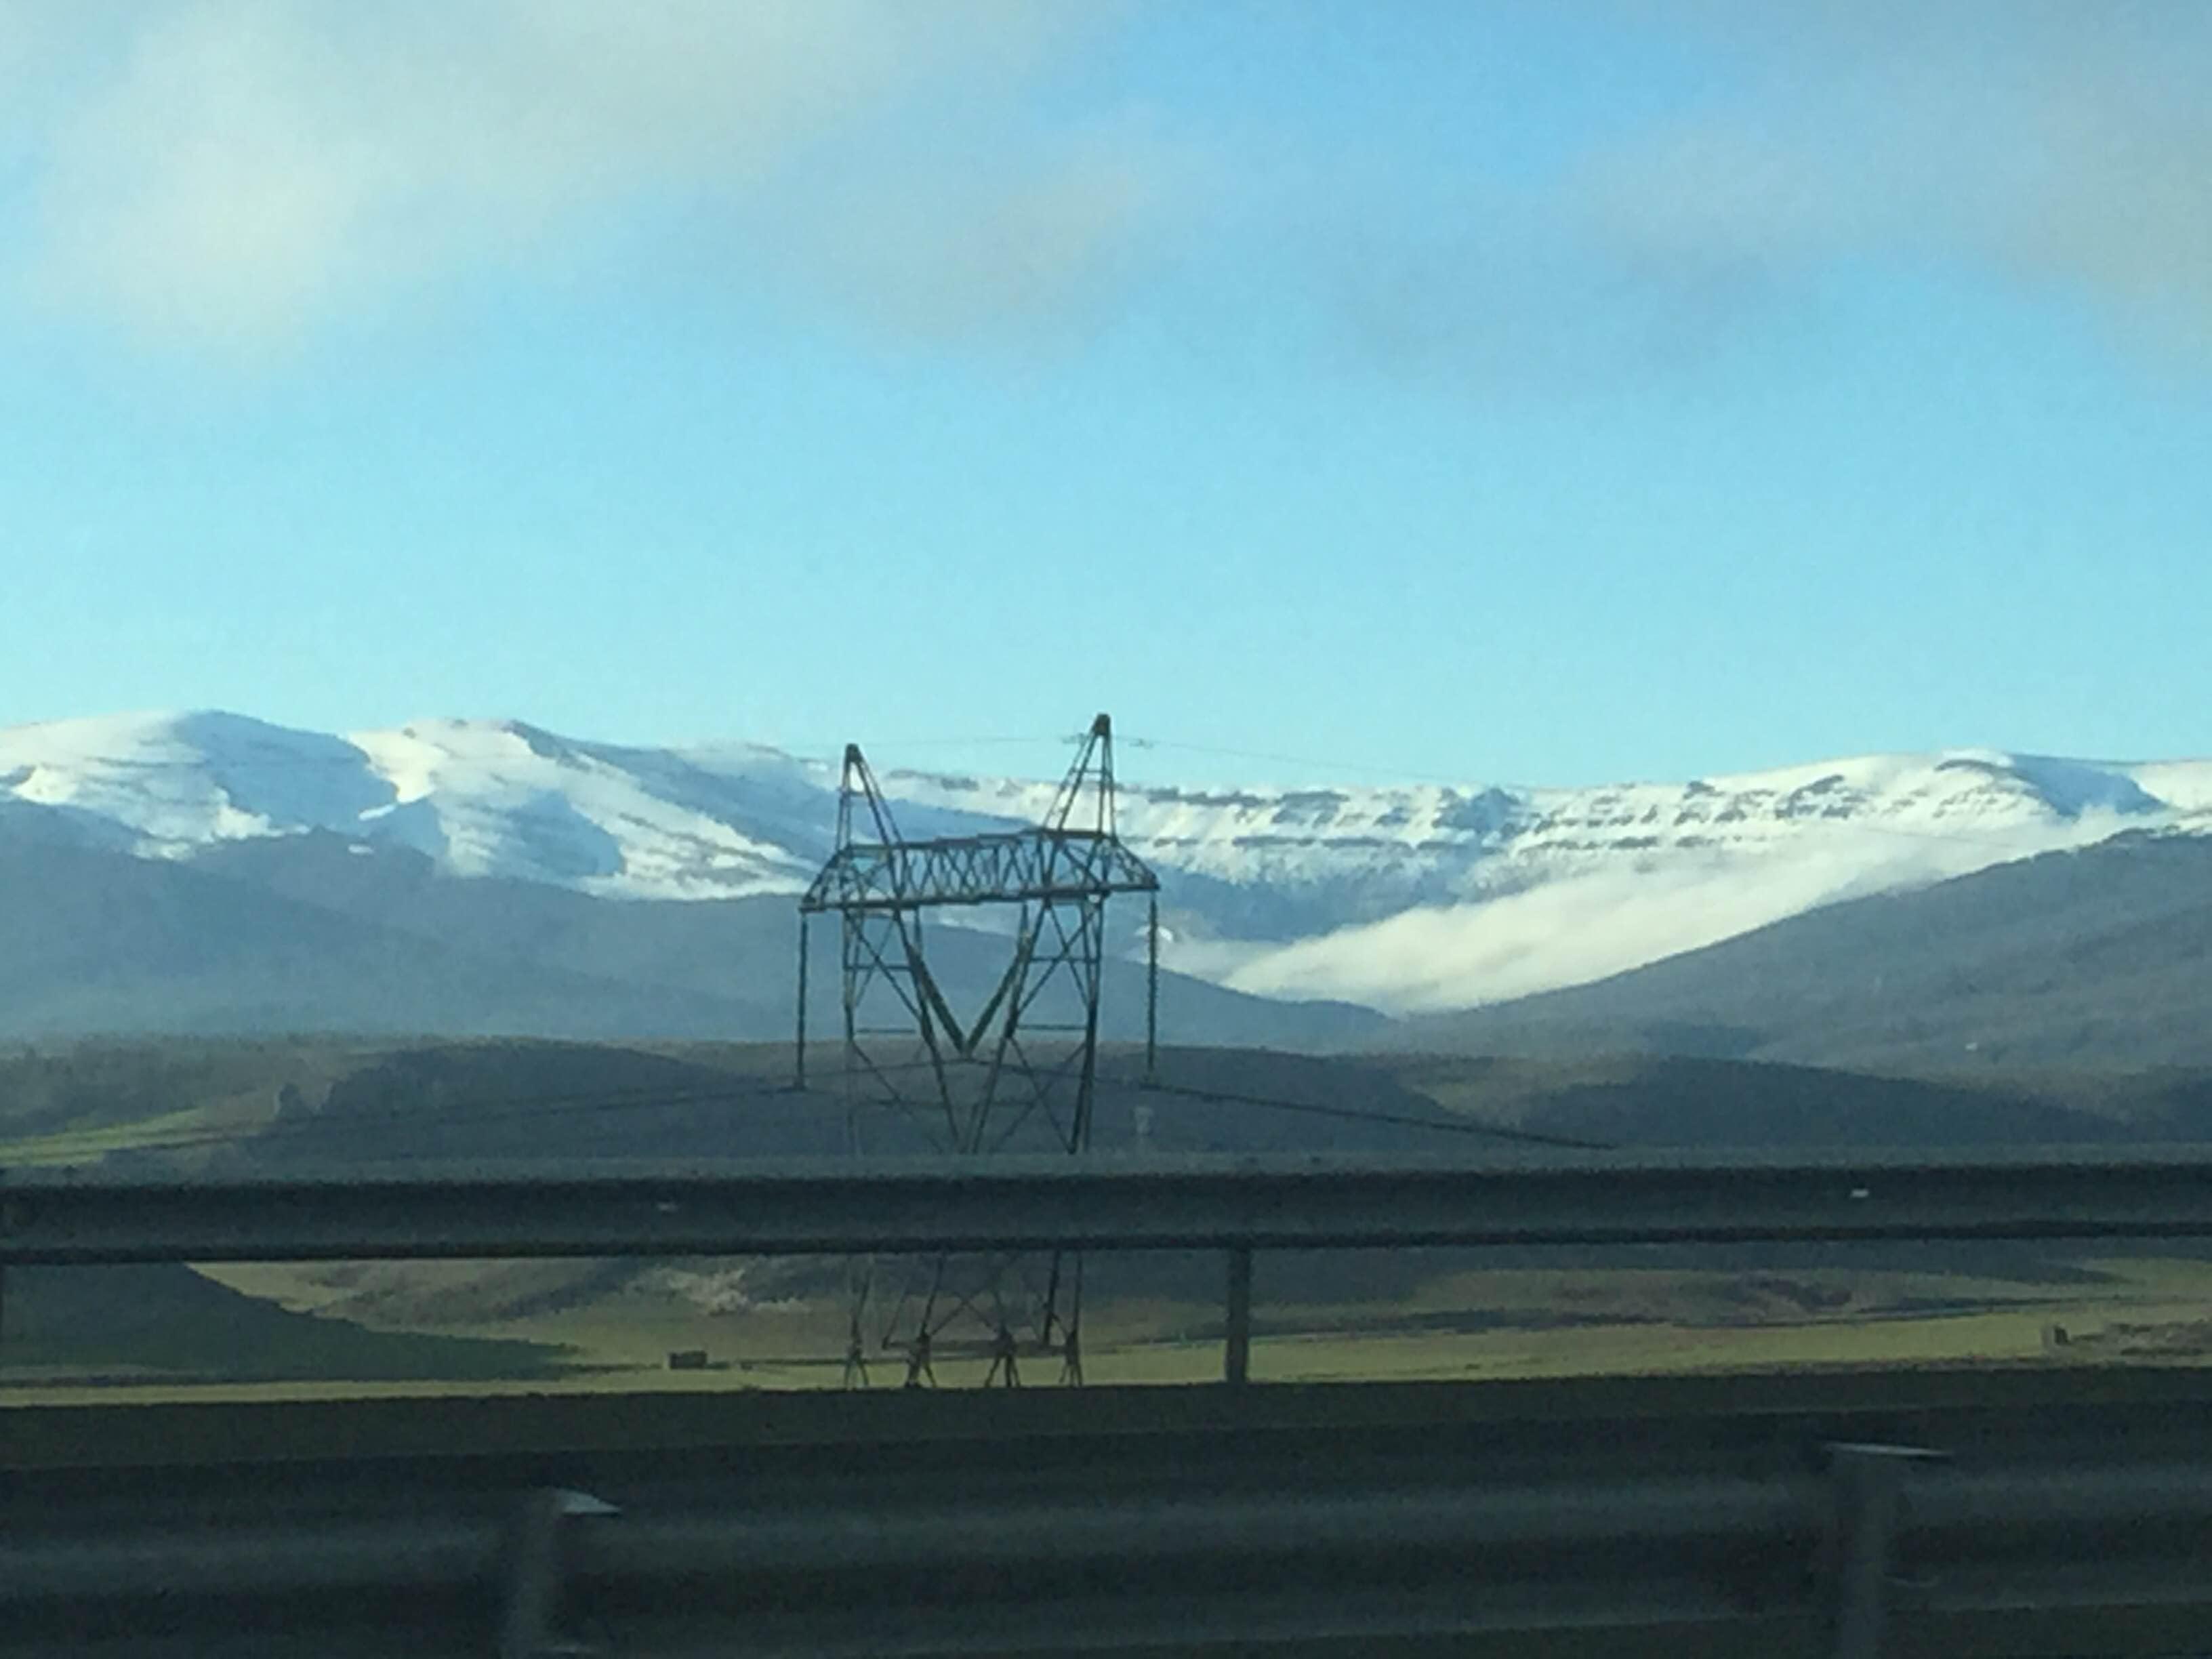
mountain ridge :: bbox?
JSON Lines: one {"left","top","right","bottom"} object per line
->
{"left": 1393, "top": 831, "right": 2212, "bottom": 1070}
{"left": 7, "top": 708, "right": 2211, "bottom": 1015}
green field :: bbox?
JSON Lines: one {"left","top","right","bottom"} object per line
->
{"left": 81, "top": 1250, "right": 2190, "bottom": 1400}
{"left": 12, "top": 1036, "right": 2212, "bottom": 1399}
{"left": 8, "top": 1250, "right": 2210, "bottom": 1403}
{"left": 0, "top": 1105, "right": 226, "bottom": 1165}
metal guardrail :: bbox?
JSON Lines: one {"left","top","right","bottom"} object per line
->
{"left": 8, "top": 1146, "right": 2212, "bottom": 1263}
{"left": 6, "top": 1378, "right": 2212, "bottom": 1657}
{"left": 9, "top": 1153, "right": 2212, "bottom": 1652}
{"left": 12, "top": 1147, "right": 2212, "bottom": 1390}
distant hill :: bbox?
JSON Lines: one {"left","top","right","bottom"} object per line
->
{"left": 4, "top": 1034, "right": 2177, "bottom": 1170}
{"left": 0, "top": 837, "right": 773, "bottom": 1041}
{"left": 3, "top": 1261, "right": 557, "bottom": 1383}
{"left": 12, "top": 708, "right": 2212, "bottom": 1017}
{"left": 11, "top": 1035, "right": 2188, "bottom": 1310}
{"left": 16, "top": 1035, "right": 2203, "bottom": 1382}
{"left": 0, "top": 831, "right": 1382, "bottom": 1048}
{"left": 1391, "top": 833, "right": 2212, "bottom": 1071}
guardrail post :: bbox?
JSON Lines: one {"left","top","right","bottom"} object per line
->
{"left": 1826, "top": 1442, "right": 1946, "bottom": 1659}
{"left": 1144, "top": 895, "right": 1160, "bottom": 1087}
{"left": 1223, "top": 1246, "right": 1254, "bottom": 1385}
{"left": 794, "top": 912, "right": 810, "bottom": 1090}
{"left": 499, "top": 1488, "right": 619, "bottom": 1659}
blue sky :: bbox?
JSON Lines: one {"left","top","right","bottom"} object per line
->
{"left": 2, "top": 1, "right": 2209, "bottom": 788}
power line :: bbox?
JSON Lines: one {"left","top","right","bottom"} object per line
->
{"left": 1121, "top": 735, "right": 1488, "bottom": 790}
{"left": 4, "top": 1054, "right": 966, "bottom": 1161}
{"left": 12, "top": 733, "right": 2179, "bottom": 862}
{"left": 1104, "top": 737, "right": 2165, "bottom": 859}
{"left": 17, "top": 1077, "right": 804, "bottom": 1161}
{"left": 1134, "top": 1080, "right": 1614, "bottom": 1152}
{"left": 24, "top": 1043, "right": 1148, "bottom": 1162}
{"left": 12, "top": 1057, "right": 1598, "bottom": 1162}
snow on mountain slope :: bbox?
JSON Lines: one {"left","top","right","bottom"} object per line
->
{"left": 5, "top": 710, "right": 2210, "bottom": 1015}
{"left": 0, "top": 712, "right": 392, "bottom": 848}
{"left": 0, "top": 713, "right": 823, "bottom": 898}
{"left": 344, "top": 720, "right": 821, "bottom": 895}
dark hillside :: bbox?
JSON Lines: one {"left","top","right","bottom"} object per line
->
{"left": 0, "top": 831, "right": 1380, "bottom": 1048}
{"left": 0, "top": 839, "right": 764, "bottom": 1040}
{"left": 2, "top": 1263, "right": 556, "bottom": 1383}
{"left": 1393, "top": 833, "right": 2212, "bottom": 1071}
{"left": 0, "top": 1036, "right": 2154, "bottom": 1171}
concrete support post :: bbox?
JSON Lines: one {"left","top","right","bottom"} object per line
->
{"left": 498, "top": 1487, "right": 619, "bottom": 1659}
{"left": 794, "top": 912, "right": 810, "bottom": 1090}
{"left": 1224, "top": 1246, "right": 1254, "bottom": 1386}
{"left": 1145, "top": 896, "right": 1160, "bottom": 1088}
{"left": 1827, "top": 1442, "right": 1945, "bottom": 1659}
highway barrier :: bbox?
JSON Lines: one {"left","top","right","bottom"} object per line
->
{"left": 3, "top": 1374, "right": 2211, "bottom": 1656}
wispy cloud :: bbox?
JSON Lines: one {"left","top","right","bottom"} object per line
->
{"left": 8, "top": 3, "right": 2210, "bottom": 373}
{"left": 761, "top": 109, "right": 1193, "bottom": 347}
{"left": 1212, "top": 817, "right": 2133, "bottom": 1015}
{"left": 1569, "top": 3, "right": 2212, "bottom": 360}
{"left": 1200, "top": 3, "right": 2212, "bottom": 390}
{"left": 8, "top": 0, "right": 1174, "bottom": 354}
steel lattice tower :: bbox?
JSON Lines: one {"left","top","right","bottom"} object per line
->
{"left": 796, "top": 714, "right": 1160, "bottom": 1386}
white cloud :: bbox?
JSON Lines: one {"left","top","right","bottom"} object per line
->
{"left": 1240, "top": 4, "right": 2212, "bottom": 388}
{"left": 11, "top": 0, "right": 1170, "bottom": 352}
{"left": 1572, "top": 5, "right": 2212, "bottom": 356}
{"left": 12, "top": 3, "right": 2209, "bottom": 373}
{"left": 1214, "top": 820, "right": 2131, "bottom": 1015}
{"left": 781, "top": 112, "right": 1190, "bottom": 344}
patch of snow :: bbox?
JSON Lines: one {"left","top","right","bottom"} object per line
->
{"left": 0, "top": 710, "right": 389, "bottom": 852}
{"left": 8, "top": 710, "right": 2212, "bottom": 1012}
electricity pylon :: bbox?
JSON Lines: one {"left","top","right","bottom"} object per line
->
{"left": 796, "top": 715, "right": 1159, "bottom": 1385}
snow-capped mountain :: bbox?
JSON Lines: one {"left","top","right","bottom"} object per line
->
{"left": 5, "top": 710, "right": 2210, "bottom": 1016}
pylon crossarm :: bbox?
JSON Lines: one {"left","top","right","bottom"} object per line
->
{"left": 800, "top": 829, "right": 1156, "bottom": 913}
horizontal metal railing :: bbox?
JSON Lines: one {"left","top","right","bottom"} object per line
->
{"left": 8, "top": 1145, "right": 2212, "bottom": 1263}
{"left": 7, "top": 1378, "right": 2212, "bottom": 1657}
{"left": 9, "top": 1151, "right": 2212, "bottom": 1652}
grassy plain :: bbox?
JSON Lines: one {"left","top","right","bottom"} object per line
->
{"left": 8, "top": 1252, "right": 2209, "bottom": 1404}
{"left": 139, "top": 1251, "right": 2212, "bottom": 1400}
{"left": 14, "top": 1036, "right": 2212, "bottom": 1399}
{"left": 0, "top": 1106, "right": 225, "bottom": 1166}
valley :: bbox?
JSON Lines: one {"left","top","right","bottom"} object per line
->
{"left": 10, "top": 714, "right": 2212, "bottom": 1398}
{"left": 10, "top": 1037, "right": 2212, "bottom": 1398}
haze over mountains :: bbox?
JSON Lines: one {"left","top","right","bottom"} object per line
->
{"left": 1401, "top": 832, "right": 2212, "bottom": 1072}
{"left": 3, "top": 710, "right": 2210, "bottom": 1056}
